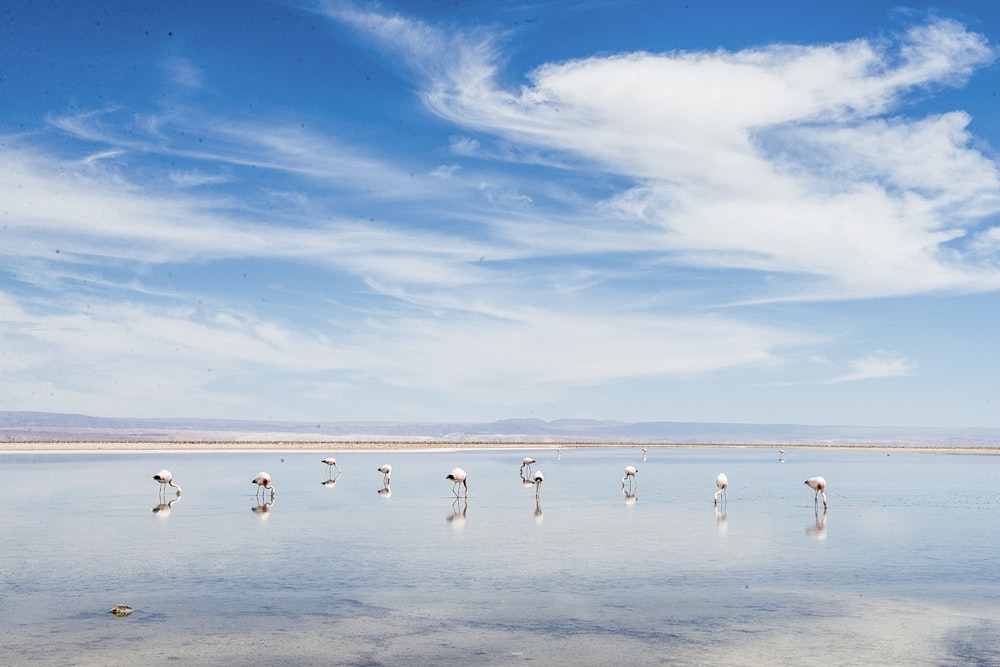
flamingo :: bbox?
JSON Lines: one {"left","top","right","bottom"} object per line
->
{"left": 446, "top": 467, "right": 469, "bottom": 497}
{"left": 641, "top": 447, "right": 648, "bottom": 461}
{"left": 621, "top": 465, "right": 638, "bottom": 489}
{"left": 778, "top": 449, "right": 786, "bottom": 462}
{"left": 378, "top": 464, "right": 392, "bottom": 485}
{"left": 321, "top": 458, "right": 341, "bottom": 474}
{"left": 714, "top": 472, "right": 728, "bottom": 504}
{"left": 153, "top": 470, "right": 181, "bottom": 495}
{"left": 804, "top": 476, "right": 827, "bottom": 507}
{"left": 252, "top": 471, "right": 275, "bottom": 498}
{"left": 532, "top": 470, "right": 544, "bottom": 498}
{"left": 520, "top": 457, "right": 536, "bottom": 473}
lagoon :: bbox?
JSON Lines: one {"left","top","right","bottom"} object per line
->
{"left": 1, "top": 447, "right": 998, "bottom": 666}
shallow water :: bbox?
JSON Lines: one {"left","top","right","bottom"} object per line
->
{"left": 1, "top": 447, "right": 998, "bottom": 666}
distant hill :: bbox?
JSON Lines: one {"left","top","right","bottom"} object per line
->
{"left": 2, "top": 411, "right": 999, "bottom": 447}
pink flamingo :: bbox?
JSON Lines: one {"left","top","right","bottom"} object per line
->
{"left": 714, "top": 472, "right": 728, "bottom": 504}
{"left": 621, "top": 465, "right": 638, "bottom": 489}
{"left": 321, "top": 458, "right": 341, "bottom": 474}
{"left": 804, "top": 476, "right": 827, "bottom": 507}
{"left": 446, "top": 467, "right": 469, "bottom": 497}
{"left": 378, "top": 464, "right": 392, "bottom": 485}
{"left": 153, "top": 470, "right": 181, "bottom": 495}
{"left": 252, "top": 471, "right": 275, "bottom": 497}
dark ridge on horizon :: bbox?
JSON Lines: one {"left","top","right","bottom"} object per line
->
{"left": 1, "top": 411, "right": 999, "bottom": 446}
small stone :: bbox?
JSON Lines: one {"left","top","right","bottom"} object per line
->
{"left": 109, "top": 604, "right": 133, "bottom": 617}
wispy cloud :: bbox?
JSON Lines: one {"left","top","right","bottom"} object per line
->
{"left": 828, "top": 352, "right": 918, "bottom": 383}
{"left": 3, "top": 4, "right": 999, "bottom": 422}
{"left": 332, "top": 7, "right": 1000, "bottom": 300}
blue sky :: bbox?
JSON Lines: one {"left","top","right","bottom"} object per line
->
{"left": 2, "top": 1, "right": 1000, "bottom": 426}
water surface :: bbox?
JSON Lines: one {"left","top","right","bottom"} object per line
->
{"left": 1, "top": 447, "right": 998, "bottom": 665}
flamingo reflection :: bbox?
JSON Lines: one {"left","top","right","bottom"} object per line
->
{"left": 252, "top": 498, "right": 274, "bottom": 518}
{"left": 534, "top": 497, "right": 543, "bottom": 523}
{"left": 447, "top": 498, "right": 467, "bottom": 527}
{"left": 152, "top": 496, "right": 180, "bottom": 517}
{"left": 321, "top": 473, "right": 341, "bottom": 488}
{"left": 378, "top": 481, "right": 392, "bottom": 498}
{"left": 715, "top": 503, "right": 728, "bottom": 536}
{"left": 807, "top": 506, "right": 827, "bottom": 539}
{"left": 641, "top": 447, "right": 648, "bottom": 461}
{"left": 622, "top": 486, "right": 638, "bottom": 505}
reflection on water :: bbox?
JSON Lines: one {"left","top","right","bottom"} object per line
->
{"left": 447, "top": 498, "right": 467, "bottom": 527}
{"left": 714, "top": 502, "right": 728, "bottom": 536}
{"left": 151, "top": 496, "right": 180, "bottom": 517}
{"left": 251, "top": 496, "right": 275, "bottom": 517}
{"left": 807, "top": 506, "right": 828, "bottom": 539}
{"left": 1, "top": 447, "right": 999, "bottom": 666}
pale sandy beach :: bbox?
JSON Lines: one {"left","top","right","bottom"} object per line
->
{"left": 3, "top": 440, "right": 998, "bottom": 454}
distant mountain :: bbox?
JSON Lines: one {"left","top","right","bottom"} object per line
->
{"left": 2, "top": 411, "right": 999, "bottom": 447}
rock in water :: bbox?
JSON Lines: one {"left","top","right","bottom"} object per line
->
{"left": 109, "top": 604, "right": 133, "bottom": 617}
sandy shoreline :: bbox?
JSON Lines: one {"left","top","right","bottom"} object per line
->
{"left": 1, "top": 440, "right": 998, "bottom": 455}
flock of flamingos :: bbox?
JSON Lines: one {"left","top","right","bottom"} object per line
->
{"left": 150, "top": 451, "right": 830, "bottom": 510}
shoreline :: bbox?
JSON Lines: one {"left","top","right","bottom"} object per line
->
{"left": 1, "top": 440, "right": 998, "bottom": 455}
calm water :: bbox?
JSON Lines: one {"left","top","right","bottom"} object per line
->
{"left": 1, "top": 447, "right": 998, "bottom": 666}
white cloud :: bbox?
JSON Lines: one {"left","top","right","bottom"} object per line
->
{"left": 4, "top": 6, "right": 998, "bottom": 422}
{"left": 336, "top": 8, "right": 1000, "bottom": 299}
{"left": 163, "top": 57, "right": 205, "bottom": 89}
{"left": 168, "top": 169, "right": 232, "bottom": 188}
{"left": 829, "top": 352, "right": 918, "bottom": 383}
{"left": 431, "top": 164, "right": 460, "bottom": 179}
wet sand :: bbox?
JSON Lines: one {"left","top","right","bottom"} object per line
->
{"left": 2, "top": 440, "right": 997, "bottom": 454}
